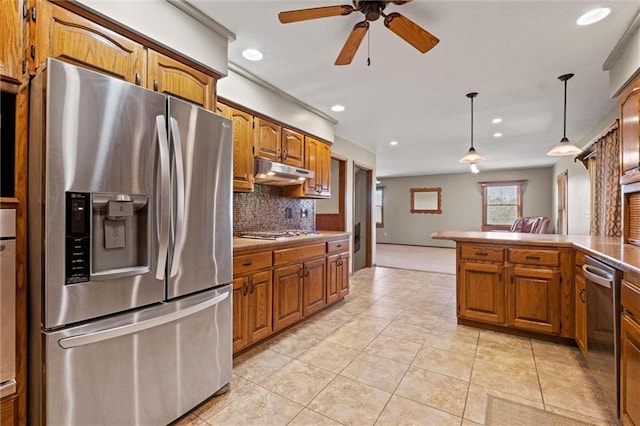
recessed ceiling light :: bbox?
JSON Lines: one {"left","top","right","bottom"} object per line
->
{"left": 242, "top": 49, "right": 263, "bottom": 61}
{"left": 493, "top": 132, "right": 503, "bottom": 138}
{"left": 492, "top": 118, "right": 502, "bottom": 124}
{"left": 331, "top": 104, "right": 345, "bottom": 112}
{"left": 577, "top": 8, "right": 611, "bottom": 26}
{"left": 390, "top": 140, "right": 398, "bottom": 146}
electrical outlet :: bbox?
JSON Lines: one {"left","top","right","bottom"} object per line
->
{"left": 285, "top": 207, "right": 292, "bottom": 218}
{"left": 301, "top": 209, "right": 308, "bottom": 218}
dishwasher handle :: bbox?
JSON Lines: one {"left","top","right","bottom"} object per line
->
{"left": 582, "top": 264, "right": 613, "bottom": 289}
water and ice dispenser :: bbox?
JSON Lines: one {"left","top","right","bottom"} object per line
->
{"left": 65, "top": 192, "right": 151, "bottom": 284}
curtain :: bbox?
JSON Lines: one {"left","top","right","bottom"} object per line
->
{"left": 591, "top": 121, "right": 621, "bottom": 237}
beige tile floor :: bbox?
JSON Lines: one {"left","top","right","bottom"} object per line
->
{"left": 175, "top": 267, "right": 618, "bottom": 426}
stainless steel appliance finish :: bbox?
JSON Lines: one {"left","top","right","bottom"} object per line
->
{"left": 254, "top": 157, "right": 314, "bottom": 186}
{"left": 0, "top": 209, "right": 16, "bottom": 398}
{"left": 583, "top": 255, "right": 622, "bottom": 417}
{"left": 28, "top": 59, "right": 233, "bottom": 425}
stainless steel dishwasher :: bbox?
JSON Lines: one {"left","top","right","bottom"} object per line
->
{"left": 582, "top": 255, "right": 622, "bottom": 418}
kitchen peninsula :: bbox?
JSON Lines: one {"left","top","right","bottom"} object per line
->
{"left": 432, "top": 230, "right": 640, "bottom": 425}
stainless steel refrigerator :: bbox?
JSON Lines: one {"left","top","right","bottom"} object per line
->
{"left": 28, "top": 58, "right": 233, "bottom": 425}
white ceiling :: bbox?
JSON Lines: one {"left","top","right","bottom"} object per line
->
{"left": 190, "top": 0, "right": 639, "bottom": 177}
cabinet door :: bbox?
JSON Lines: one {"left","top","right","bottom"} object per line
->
{"left": 458, "top": 261, "right": 505, "bottom": 324}
{"left": 232, "top": 276, "right": 249, "bottom": 353}
{"left": 303, "top": 136, "right": 321, "bottom": 196}
{"left": 338, "top": 253, "right": 350, "bottom": 298}
{"left": 620, "top": 79, "right": 640, "bottom": 178}
{"left": 303, "top": 257, "right": 326, "bottom": 316}
{"left": 318, "top": 142, "right": 331, "bottom": 196}
{"left": 575, "top": 268, "right": 587, "bottom": 354}
{"left": 273, "top": 264, "right": 303, "bottom": 331}
{"left": 216, "top": 103, "right": 254, "bottom": 192}
{"left": 281, "top": 128, "right": 304, "bottom": 168}
{"left": 254, "top": 118, "right": 281, "bottom": 162}
{"left": 621, "top": 314, "right": 640, "bottom": 426}
{"left": 507, "top": 265, "right": 560, "bottom": 334}
{"left": 0, "top": 0, "right": 26, "bottom": 81}
{"left": 247, "top": 270, "right": 272, "bottom": 343}
{"left": 34, "top": 0, "right": 145, "bottom": 84}
{"left": 148, "top": 50, "right": 215, "bottom": 110}
{"left": 326, "top": 254, "right": 340, "bottom": 305}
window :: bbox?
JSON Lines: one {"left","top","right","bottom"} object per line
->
{"left": 481, "top": 180, "right": 525, "bottom": 231}
{"left": 376, "top": 187, "right": 384, "bottom": 227}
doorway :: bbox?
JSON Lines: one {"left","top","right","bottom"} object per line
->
{"left": 353, "top": 163, "right": 372, "bottom": 271}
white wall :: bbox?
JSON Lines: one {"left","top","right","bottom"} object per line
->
{"left": 217, "top": 70, "right": 334, "bottom": 142}
{"left": 607, "top": 21, "right": 640, "bottom": 97}
{"left": 329, "top": 136, "right": 377, "bottom": 272}
{"left": 377, "top": 167, "right": 554, "bottom": 249}
{"left": 75, "top": 0, "right": 229, "bottom": 75}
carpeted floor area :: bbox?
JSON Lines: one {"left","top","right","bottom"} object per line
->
{"left": 376, "top": 243, "right": 456, "bottom": 274}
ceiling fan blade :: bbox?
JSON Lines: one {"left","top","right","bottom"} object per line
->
{"left": 383, "top": 12, "right": 439, "bottom": 54}
{"left": 335, "top": 21, "right": 369, "bottom": 65}
{"left": 278, "top": 5, "right": 354, "bottom": 24}
{"left": 384, "top": 0, "right": 413, "bottom": 4}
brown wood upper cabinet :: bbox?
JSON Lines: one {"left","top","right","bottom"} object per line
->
{"left": 0, "top": 0, "right": 28, "bottom": 82}
{"left": 281, "top": 128, "right": 305, "bottom": 168}
{"left": 285, "top": 136, "right": 331, "bottom": 198}
{"left": 253, "top": 117, "right": 281, "bottom": 162}
{"left": 147, "top": 49, "right": 215, "bottom": 110}
{"left": 31, "top": 1, "right": 217, "bottom": 110}
{"left": 620, "top": 73, "right": 640, "bottom": 184}
{"left": 216, "top": 102, "right": 254, "bottom": 192}
{"left": 33, "top": 0, "right": 146, "bottom": 84}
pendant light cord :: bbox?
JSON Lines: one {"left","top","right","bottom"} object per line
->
{"left": 563, "top": 77, "right": 567, "bottom": 140}
{"left": 367, "top": 29, "right": 371, "bottom": 66}
{"left": 470, "top": 95, "right": 474, "bottom": 149}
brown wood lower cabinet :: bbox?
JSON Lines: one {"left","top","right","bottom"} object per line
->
{"left": 232, "top": 270, "right": 273, "bottom": 353}
{"left": 507, "top": 265, "right": 560, "bottom": 335}
{"left": 327, "top": 252, "right": 349, "bottom": 305}
{"left": 621, "top": 313, "right": 640, "bottom": 426}
{"left": 303, "top": 258, "right": 326, "bottom": 316}
{"left": 575, "top": 267, "right": 587, "bottom": 354}
{"left": 0, "top": 395, "right": 17, "bottom": 426}
{"left": 273, "top": 263, "right": 304, "bottom": 332}
{"left": 458, "top": 260, "right": 505, "bottom": 324}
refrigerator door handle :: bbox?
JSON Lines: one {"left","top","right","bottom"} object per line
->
{"left": 58, "top": 291, "right": 229, "bottom": 349}
{"left": 169, "top": 117, "right": 186, "bottom": 278}
{"left": 156, "top": 115, "right": 171, "bottom": 280}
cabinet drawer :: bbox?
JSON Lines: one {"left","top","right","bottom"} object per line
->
{"left": 460, "top": 245, "right": 504, "bottom": 262}
{"left": 274, "top": 243, "right": 326, "bottom": 265}
{"left": 623, "top": 279, "right": 640, "bottom": 319}
{"left": 233, "top": 251, "right": 272, "bottom": 275}
{"left": 508, "top": 248, "right": 559, "bottom": 266}
{"left": 327, "top": 239, "right": 349, "bottom": 254}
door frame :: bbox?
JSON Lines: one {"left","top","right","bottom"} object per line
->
{"left": 353, "top": 162, "right": 373, "bottom": 268}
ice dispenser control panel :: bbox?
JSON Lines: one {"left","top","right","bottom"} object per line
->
{"left": 66, "top": 192, "right": 91, "bottom": 284}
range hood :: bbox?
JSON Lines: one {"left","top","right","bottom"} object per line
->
{"left": 254, "top": 158, "right": 314, "bottom": 186}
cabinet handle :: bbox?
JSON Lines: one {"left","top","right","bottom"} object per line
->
{"left": 283, "top": 150, "right": 288, "bottom": 159}
{"left": 526, "top": 256, "right": 541, "bottom": 261}
{"left": 23, "top": 3, "right": 28, "bottom": 19}
{"left": 153, "top": 80, "right": 159, "bottom": 91}
{"left": 475, "top": 252, "right": 488, "bottom": 257}
{"left": 135, "top": 73, "right": 141, "bottom": 86}
{"left": 579, "top": 288, "right": 586, "bottom": 303}
{"left": 242, "top": 261, "right": 253, "bottom": 267}
{"left": 243, "top": 281, "right": 248, "bottom": 296}
{"left": 249, "top": 278, "right": 254, "bottom": 294}
{"left": 336, "top": 244, "right": 342, "bottom": 248}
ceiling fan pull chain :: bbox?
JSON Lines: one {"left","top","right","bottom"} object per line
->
{"left": 367, "top": 28, "right": 371, "bottom": 66}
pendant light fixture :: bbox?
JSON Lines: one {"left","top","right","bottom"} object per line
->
{"left": 459, "top": 92, "right": 486, "bottom": 164}
{"left": 547, "top": 73, "right": 582, "bottom": 156}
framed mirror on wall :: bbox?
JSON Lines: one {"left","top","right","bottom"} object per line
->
{"left": 410, "top": 187, "right": 442, "bottom": 214}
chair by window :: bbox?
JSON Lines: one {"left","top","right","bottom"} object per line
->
{"left": 509, "top": 216, "right": 550, "bottom": 234}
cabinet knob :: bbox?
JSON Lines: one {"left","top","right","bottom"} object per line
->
{"left": 153, "top": 80, "right": 159, "bottom": 91}
{"left": 579, "top": 288, "right": 586, "bottom": 303}
{"left": 135, "top": 73, "right": 141, "bottom": 86}
{"left": 283, "top": 150, "right": 288, "bottom": 160}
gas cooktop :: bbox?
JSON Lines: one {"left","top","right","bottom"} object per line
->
{"left": 238, "top": 230, "right": 320, "bottom": 240}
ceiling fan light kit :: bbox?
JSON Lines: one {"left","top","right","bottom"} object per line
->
{"left": 278, "top": 0, "right": 439, "bottom": 66}
{"left": 459, "top": 92, "right": 486, "bottom": 165}
{"left": 547, "top": 73, "right": 582, "bottom": 156}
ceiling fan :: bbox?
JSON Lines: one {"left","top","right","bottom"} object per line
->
{"left": 278, "top": 0, "right": 439, "bottom": 65}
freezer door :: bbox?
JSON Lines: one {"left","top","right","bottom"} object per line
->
{"left": 166, "top": 97, "right": 233, "bottom": 299}
{"left": 34, "top": 285, "right": 232, "bottom": 426}
{"left": 29, "top": 59, "right": 167, "bottom": 328}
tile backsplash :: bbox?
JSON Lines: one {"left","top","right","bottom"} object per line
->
{"left": 233, "top": 184, "right": 315, "bottom": 234}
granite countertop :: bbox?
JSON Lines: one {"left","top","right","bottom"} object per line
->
{"left": 432, "top": 230, "right": 640, "bottom": 275}
{"left": 234, "top": 230, "right": 350, "bottom": 252}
